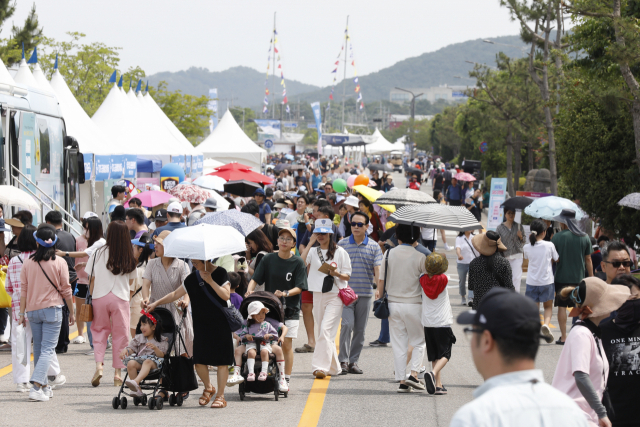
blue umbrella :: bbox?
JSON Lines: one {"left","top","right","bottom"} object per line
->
{"left": 284, "top": 154, "right": 295, "bottom": 161}
{"left": 523, "top": 196, "right": 585, "bottom": 221}
{"left": 192, "top": 209, "right": 263, "bottom": 236}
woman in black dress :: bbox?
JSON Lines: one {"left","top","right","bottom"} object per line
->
{"left": 146, "top": 259, "right": 233, "bottom": 409}
{"left": 468, "top": 231, "right": 514, "bottom": 310}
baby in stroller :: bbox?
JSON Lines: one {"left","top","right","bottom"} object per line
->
{"left": 120, "top": 310, "right": 169, "bottom": 396}
{"left": 229, "top": 301, "right": 289, "bottom": 392}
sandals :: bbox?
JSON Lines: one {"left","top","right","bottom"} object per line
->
{"left": 198, "top": 386, "right": 216, "bottom": 406}
{"left": 211, "top": 396, "right": 227, "bottom": 408}
{"left": 295, "top": 344, "right": 315, "bottom": 353}
{"left": 114, "top": 376, "right": 123, "bottom": 387}
{"left": 258, "top": 371, "right": 268, "bottom": 381}
{"left": 247, "top": 373, "right": 256, "bottom": 382}
{"left": 91, "top": 369, "right": 103, "bottom": 387}
{"left": 313, "top": 370, "right": 327, "bottom": 379}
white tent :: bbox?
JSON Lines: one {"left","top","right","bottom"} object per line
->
{"left": 31, "top": 63, "right": 54, "bottom": 93}
{"left": 13, "top": 59, "right": 39, "bottom": 88}
{"left": 366, "top": 129, "right": 397, "bottom": 154}
{"left": 0, "top": 56, "right": 14, "bottom": 85}
{"left": 196, "top": 110, "right": 266, "bottom": 170}
{"left": 142, "top": 92, "right": 200, "bottom": 157}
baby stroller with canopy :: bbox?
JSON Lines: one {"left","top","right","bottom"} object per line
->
{"left": 112, "top": 307, "right": 196, "bottom": 410}
{"left": 238, "top": 291, "right": 288, "bottom": 400}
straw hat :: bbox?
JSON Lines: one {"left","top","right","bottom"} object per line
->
{"left": 153, "top": 230, "right": 171, "bottom": 245}
{"left": 425, "top": 252, "right": 448, "bottom": 275}
{"left": 471, "top": 231, "right": 507, "bottom": 256}
{"left": 568, "top": 277, "right": 630, "bottom": 319}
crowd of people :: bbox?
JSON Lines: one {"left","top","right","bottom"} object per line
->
{"left": 0, "top": 152, "right": 638, "bottom": 427}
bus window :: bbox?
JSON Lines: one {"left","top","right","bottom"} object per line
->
{"left": 38, "top": 117, "right": 50, "bottom": 175}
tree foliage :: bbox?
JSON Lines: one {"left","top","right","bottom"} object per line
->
{"left": 0, "top": 2, "right": 43, "bottom": 66}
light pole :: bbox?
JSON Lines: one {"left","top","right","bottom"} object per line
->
{"left": 394, "top": 87, "right": 423, "bottom": 158}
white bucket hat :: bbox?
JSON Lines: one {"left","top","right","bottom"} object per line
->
{"left": 247, "top": 301, "right": 269, "bottom": 319}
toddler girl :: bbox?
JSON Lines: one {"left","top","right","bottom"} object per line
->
{"left": 120, "top": 310, "right": 169, "bottom": 396}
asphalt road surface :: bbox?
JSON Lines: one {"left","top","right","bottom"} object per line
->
{"left": 0, "top": 170, "right": 568, "bottom": 426}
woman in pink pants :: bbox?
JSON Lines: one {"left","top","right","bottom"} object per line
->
{"left": 87, "top": 221, "right": 137, "bottom": 387}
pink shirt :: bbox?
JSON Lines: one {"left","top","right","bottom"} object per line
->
{"left": 552, "top": 324, "right": 608, "bottom": 426}
{"left": 75, "top": 236, "right": 89, "bottom": 284}
{"left": 20, "top": 257, "right": 72, "bottom": 313}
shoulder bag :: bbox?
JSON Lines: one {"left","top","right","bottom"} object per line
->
{"left": 196, "top": 271, "right": 243, "bottom": 331}
{"left": 372, "top": 249, "right": 390, "bottom": 319}
{"left": 78, "top": 251, "right": 99, "bottom": 322}
{"left": 317, "top": 247, "right": 335, "bottom": 293}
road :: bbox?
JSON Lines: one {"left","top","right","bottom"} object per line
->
{"left": 0, "top": 170, "right": 567, "bottom": 426}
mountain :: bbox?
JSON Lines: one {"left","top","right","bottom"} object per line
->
{"left": 147, "top": 35, "right": 527, "bottom": 107}
{"left": 146, "top": 66, "right": 320, "bottom": 108}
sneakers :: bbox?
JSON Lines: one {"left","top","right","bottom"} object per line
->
{"left": 28, "top": 387, "right": 49, "bottom": 402}
{"left": 43, "top": 386, "right": 53, "bottom": 398}
{"left": 313, "top": 370, "right": 327, "bottom": 379}
{"left": 71, "top": 336, "right": 85, "bottom": 344}
{"left": 467, "top": 299, "right": 473, "bottom": 307}
{"left": 247, "top": 373, "right": 256, "bottom": 382}
{"left": 278, "top": 377, "right": 289, "bottom": 392}
{"left": 444, "top": 243, "right": 452, "bottom": 251}
{"left": 397, "top": 384, "right": 413, "bottom": 393}
{"left": 226, "top": 373, "right": 244, "bottom": 387}
{"left": 294, "top": 344, "right": 315, "bottom": 353}
{"left": 405, "top": 375, "right": 425, "bottom": 391}
{"left": 461, "top": 296, "right": 467, "bottom": 306}
{"left": 16, "top": 383, "right": 29, "bottom": 393}
{"left": 540, "top": 324, "right": 554, "bottom": 344}
{"left": 258, "top": 371, "right": 268, "bottom": 381}
{"left": 424, "top": 372, "right": 436, "bottom": 395}
{"left": 48, "top": 374, "right": 66, "bottom": 389}
{"left": 435, "top": 385, "right": 448, "bottom": 395}
{"left": 369, "top": 340, "right": 388, "bottom": 347}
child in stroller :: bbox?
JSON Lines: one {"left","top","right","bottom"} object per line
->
{"left": 120, "top": 310, "right": 169, "bottom": 397}
{"left": 228, "top": 299, "right": 289, "bottom": 394}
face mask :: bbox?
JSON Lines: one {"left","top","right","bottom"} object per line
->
{"left": 616, "top": 299, "right": 640, "bottom": 332}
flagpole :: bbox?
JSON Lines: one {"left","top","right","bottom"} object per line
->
{"left": 272, "top": 12, "right": 276, "bottom": 120}
{"left": 341, "top": 15, "right": 349, "bottom": 132}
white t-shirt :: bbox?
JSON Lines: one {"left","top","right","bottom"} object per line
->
{"left": 455, "top": 235, "right": 478, "bottom": 265}
{"left": 421, "top": 228, "right": 437, "bottom": 241}
{"left": 523, "top": 240, "right": 559, "bottom": 286}
{"left": 421, "top": 276, "right": 453, "bottom": 327}
{"left": 305, "top": 246, "right": 352, "bottom": 293}
{"left": 85, "top": 238, "right": 106, "bottom": 258}
{"left": 87, "top": 247, "right": 137, "bottom": 301}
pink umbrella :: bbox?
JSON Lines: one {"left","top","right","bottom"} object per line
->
{"left": 167, "top": 183, "right": 210, "bottom": 204}
{"left": 124, "top": 190, "right": 173, "bottom": 208}
{"left": 455, "top": 172, "right": 476, "bottom": 182}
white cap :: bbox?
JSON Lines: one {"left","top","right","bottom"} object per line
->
{"left": 83, "top": 211, "right": 99, "bottom": 220}
{"left": 247, "top": 301, "right": 269, "bottom": 319}
{"left": 345, "top": 196, "right": 360, "bottom": 208}
{"left": 167, "top": 202, "right": 183, "bottom": 214}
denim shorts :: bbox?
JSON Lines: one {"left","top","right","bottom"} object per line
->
{"left": 525, "top": 284, "right": 555, "bottom": 303}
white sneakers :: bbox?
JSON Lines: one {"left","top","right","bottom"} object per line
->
{"left": 43, "top": 386, "right": 53, "bottom": 398}
{"left": 540, "top": 324, "right": 555, "bottom": 344}
{"left": 461, "top": 296, "right": 467, "bottom": 306}
{"left": 444, "top": 243, "right": 452, "bottom": 251}
{"left": 29, "top": 387, "right": 49, "bottom": 402}
{"left": 49, "top": 374, "right": 66, "bottom": 389}
{"left": 16, "top": 383, "right": 29, "bottom": 393}
{"left": 71, "top": 336, "right": 85, "bottom": 344}
{"left": 278, "top": 377, "right": 289, "bottom": 392}
{"left": 226, "top": 372, "right": 244, "bottom": 387}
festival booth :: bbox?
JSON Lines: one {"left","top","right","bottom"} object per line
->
{"left": 197, "top": 110, "right": 266, "bottom": 171}
{"left": 366, "top": 129, "right": 396, "bottom": 154}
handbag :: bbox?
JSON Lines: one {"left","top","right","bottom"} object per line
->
{"left": 163, "top": 318, "right": 198, "bottom": 393}
{"left": 338, "top": 286, "right": 358, "bottom": 306}
{"left": 0, "top": 270, "right": 9, "bottom": 308}
{"left": 317, "top": 248, "right": 335, "bottom": 293}
{"left": 15, "top": 323, "right": 28, "bottom": 366}
{"left": 373, "top": 250, "right": 390, "bottom": 319}
{"left": 78, "top": 252, "right": 99, "bottom": 323}
{"left": 196, "top": 271, "right": 244, "bottom": 331}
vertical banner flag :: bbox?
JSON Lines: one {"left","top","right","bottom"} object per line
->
{"left": 311, "top": 102, "right": 322, "bottom": 155}
{"left": 124, "top": 154, "right": 137, "bottom": 179}
{"left": 185, "top": 155, "right": 192, "bottom": 175}
{"left": 487, "top": 178, "right": 508, "bottom": 231}
{"left": 208, "top": 89, "right": 218, "bottom": 132}
{"left": 95, "top": 155, "right": 111, "bottom": 181}
{"left": 109, "top": 155, "right": 124, "bottom": 180}
{"left": 84, "top": 153, "right": 94, "bottom": 182}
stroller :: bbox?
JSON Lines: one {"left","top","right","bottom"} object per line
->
{"left": 238, "top": 291, "right": 288, "bottom": 401}
{"left": 112, "top": 307, "right": 194, "bottom": 410}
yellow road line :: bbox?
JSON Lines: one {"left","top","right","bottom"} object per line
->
{"left": 0, "top": 329, "right": 80, "bottom": 378}
{"left": 297, "top": 325, "right": 341, "bottom": 427}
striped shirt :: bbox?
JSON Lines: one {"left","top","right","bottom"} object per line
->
{"left": 496, "top": 222, "right": 525, "bottom": 258}
{"left": 338, "top": 234, "right": 383, "bottom": 296}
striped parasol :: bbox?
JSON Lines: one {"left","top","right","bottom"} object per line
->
{"left": 374, "top": 188, "right": 436, "bottom": 207}
{"left": 389, "top": 204, "right": 483, "bottom": 232}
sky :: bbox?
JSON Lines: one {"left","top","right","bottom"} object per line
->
{"left": 14, "top": 0, "right": 523, "bottom": 87}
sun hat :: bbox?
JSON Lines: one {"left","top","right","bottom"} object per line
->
{"left": 278, "top": 227, "right": 297, "bottom": 242}
{"left": 274, "top": 190, "right": 284, "bottom": 200}
{"left": 313, "top": 218, "right": 334, "bottom": 234}
{"left": 344, "top": 196, "right": 360, "bottom": 208}
{"left": 5, "top": 217, "right": 24, "bottom": 228}
{"left": 275, "top": 219, "right": 290, "bottom": 229}
{"left": 553, "top": 209, "right": 586, "bottom": 237}
{"left": 154, "top": 209, "right": 168, "bottom": 222}
{"left": 132, "top": 232, "right": 155, "bottom": 250}
{"left": 203, "top": 198, "right": 218, "bottom": 210}
{"left": 274, "top": 201, "right": 288, "bottom": 209}
{"left": 425, "top": 252, "right": 448, "bottom": 275}
{"left": 247, "top": 301, "right": 269, "bottom": 319}
{"left": 568, "top": 277, "right": 630, "bottom": 319}
{"left": 167, "top": 202, "right": 183, "bottom": 214}
{"left": 153, "top": 230, "right": 171, "bottom": 245}
{"left": 82, "top": 211, "right": 99, "bottom": 220}
{"left": 472, "top": 231, "right": 507, "bottom": 256}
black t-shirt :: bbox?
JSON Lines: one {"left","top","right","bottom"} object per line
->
{"left": 266, "top": 199, "right": 275, "bottom": 210}
{"left": 434, "top": 174, "right": 444, "bottom": 188}
{"left": 601, "top": 321, "right": 640, "bottom": 427}
{"left": 55, "top": 229, "right": 77, "bottom": 283}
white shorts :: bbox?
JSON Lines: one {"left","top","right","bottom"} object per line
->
{"left": 285, "top": 319, "right": 299, "bottom": 339}
{"left": 245, "top": 341, "right": 273, "bottom": 354}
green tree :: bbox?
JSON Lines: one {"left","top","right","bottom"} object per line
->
{"left": 0, "top": 2, "right": 43, "bottom": 66}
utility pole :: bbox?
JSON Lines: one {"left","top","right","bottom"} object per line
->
{"left": 341, "top": 16, "right": 349, "bottom": 133}
{"left": 395, "top": 87, "right": 423, "bottom": 158}
{"left": 271, "top": 12, "right": 276, "bottom": 120}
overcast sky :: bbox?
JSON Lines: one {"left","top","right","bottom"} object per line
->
{"left": 15, "top": 0, "right": 523, "bottom": 86}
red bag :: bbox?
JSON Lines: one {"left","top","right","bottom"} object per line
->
{"left": 338, "top": 286, "right": 358, "bottom": 306}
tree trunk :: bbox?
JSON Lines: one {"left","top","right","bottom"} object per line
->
{"left": 514, "top": 135, "right": 522, "bottom": 194}
{"left": 506, "top": 130, "right": 514, "bottom": 197}
{"left": 528, "top": 142, "right": 534, "bottom": 171}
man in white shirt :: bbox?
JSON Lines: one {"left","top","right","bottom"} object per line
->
{"left": 451, "top": 288, "right": 588, "bottom": 427}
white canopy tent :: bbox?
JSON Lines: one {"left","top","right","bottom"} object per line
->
{"left": 365, "top": 129, "right": 397, "bottom": 154}
{"left": 12, "top": 59, "right": 39, "bottom": 88}
{"left": 0, "top": 55, "right": 14, "bottom": 85}
{"left": 197, "top": 110, "right": 266, "bottom": 170}
{"left": 391, "top": 136, "right": 407, "bottom": 152}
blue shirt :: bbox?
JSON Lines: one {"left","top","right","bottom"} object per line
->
{"left": 152, "top": 221, "right": 186, "bottom": 238}
{"left": 258, "top": 201, "right": 272, "bottom": 224}
{"left": 446, "top": 184, "right": 463, "bottom": 202}
{"left": 311, "top": 174, "right": 322, "bottom": 190}
{"left": 338, "top": 234, "right": 383, "bottom": 296}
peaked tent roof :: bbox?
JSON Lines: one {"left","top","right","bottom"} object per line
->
{"left": 196, "top": 110, "right": 266, "bottom": 170}
{"left": 50, "top": 70, "right": 123, "bottom": 156}
{"left": 13, "top": 59, "right": 39, "bottom": 88}
{"left": 365, "top": 129, "right": 397, "bottom": 154}
{"left": 0, "top": 57, "right": 14, "bottom": 85}
{"left": 32, "top": 63, "right": 54, "bottom": 92}
{"left": 391, "top": 136, "right": 406, "bottom": 152}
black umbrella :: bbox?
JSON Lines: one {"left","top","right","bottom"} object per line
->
{"left": 224, "top": 180, "right": 261, "bottom": 197}
{"left": 500, "top": 196, "right": 533, "bottom": 211}
{"left": 404, "top": 167, "right": 422, "bottom": 174}
{"left": 368, "top": 163, "right": 392, "bottom": 171}
{"left": 274, "top": 163, "right": 291, "bottom": 172}
{"left": 291, "top": 164, "right": 306, "bottom": 171}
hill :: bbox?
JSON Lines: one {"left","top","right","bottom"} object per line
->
{"left": 147, "top": 35, "right": 527, "bottom": 107}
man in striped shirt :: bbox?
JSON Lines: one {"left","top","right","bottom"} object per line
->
{"left": 337, "top": 211, "right": 383, "bottom": 374}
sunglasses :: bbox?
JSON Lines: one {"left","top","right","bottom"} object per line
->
{"left": 351, "top": 222, "right": 366, "bottom": 228}
{"left": 603, "top": 260, "right": 633, "bottom": 268}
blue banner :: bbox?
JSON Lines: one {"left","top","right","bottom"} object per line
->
{"left": 83, "top": 153, "right": 93, "bottom": 181}
{"left": 95, "top": 155, "right": 111, "bottom": 181}
{"left": 185, "top": 155, "right": 192, "bottom": 174}
{"left": 311, "top": 102, "right": 322, "bottom": 154}
{"left": 198, "top": 155, "right": 204, "bottom": 172}
{"left": 322, "top": 134, "right": 348, "bottom": 145}
{"left": 124, "top": 154, "right": 137, "bottom": 179}
{"left": 172, "top": 155, "right": 185, "bottom": 171}
{"left": 110, "top": 155, "right": 124, "bottom": 180}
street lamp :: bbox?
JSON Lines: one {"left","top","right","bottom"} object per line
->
{"left": 465, "top": 60, "right": 498, "bottom": 70}
{"left": 394, "top": 87, "right": 423, "bottom": 158}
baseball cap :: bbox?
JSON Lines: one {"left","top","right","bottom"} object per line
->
{"left": 278, "top": 227, "right": 296, "bottom": 242}
{"left": 0, "top": 219, "right": 11, "bottom": 233}
{"left": 457, "top": 288, "right": 540, "bottom": 342}
{"left": 82, "top": 211, "right": 99, "bottom": 220}
{"left": 167, "top": 202, "right": 182, "bottom": 214}
{"left": 203, "top": 198, "right": 218, "bottom": 210}
{"left": 131, "top": 232, "right": 155, "bottom": 249}
{"left": 344, "top": 196, "right": 360, "bottom": 208}
{"left": 313, "top": 218, "right": 334, "bottom": 234}
{"left": 154, "top": 209, "right": 168, "bottom": 222}
{"left": 254, "top": 188, "right": 265, "bottom": 196}
{"left": 247, "top": 301, "right": 269, "bottom": 319}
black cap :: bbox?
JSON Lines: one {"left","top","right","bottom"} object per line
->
{"left": 457, "top": 288, "right": 540, "bottom": 341}
{"left": 154, "top": 209, "right": 168, "bottom": 222}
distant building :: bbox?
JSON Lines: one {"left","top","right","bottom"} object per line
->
{"left": 388, "top": 114, "right": 434, "bottom": 130}
{"left": 389, "top": 85, "right": 469, "bottom": 104}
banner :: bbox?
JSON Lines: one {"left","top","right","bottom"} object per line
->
{"left": 254, "top": 119, "right": 281, "bottom": 139}
{"left": 311, "top": 102, "right": 322, "bottom": 155}
{"left": 110, "top": 155, "right": 124, "bottom": 180}
{"left": 208, "top": 88, "right": 218, "bottom": 132}
{"left": 83, "top": 153, "right": 93, "bottom": 181}
{"left": 19, "top": 112, "right": 36, "bottom": 196}
{"left": 487, "top": 178, "right": 508, "bottom": 231}
{"left": 185, "top": 155, "right": 192, "bottom": 175}
{"left": 198, "top": 155, "right": 203, "bottom": 172}
{"left": 95, "top": 155, "right": 111, "bottom": 181}
{"left": 124, "top": 154, "right": 137, "bottom": 179}
{"left": 172, "top": 155, "right": 185, "bottom": 171}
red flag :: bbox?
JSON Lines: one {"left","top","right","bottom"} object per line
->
{"left": 355, "top": 85, "right": 360, "bottom": 93}
{"left": 274, "top": 47, "right": 279, "bottom": 53}
{"left": 283, "top": 96, "right": 288, "bottom": 104}
{"left": 278, "top": 64, "right": 281, "bottom": 69}
{"left": 351, "top": 61, "right": 354, "bottom": 66}
{"left": 335, "top": 61, "right": 339, "bottom": 65}
{"left": 329, "top": 93, "right": 334, "bottom": 100}
{"left": 265, "top": 89, "right": 269, "bottom": 95}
